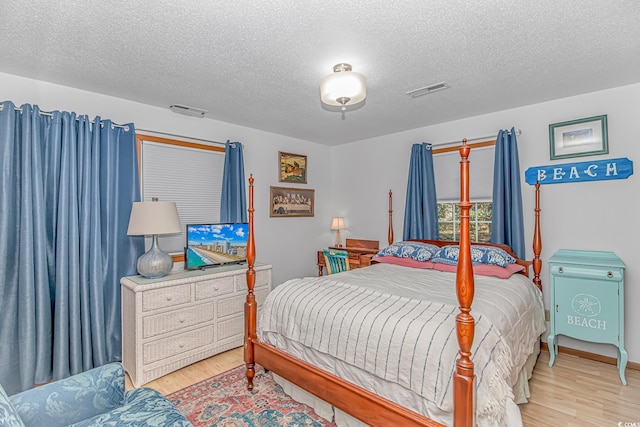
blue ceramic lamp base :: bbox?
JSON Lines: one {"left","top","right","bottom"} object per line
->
{"left": 137, "top": 234, "right": 173, "bottom": 279}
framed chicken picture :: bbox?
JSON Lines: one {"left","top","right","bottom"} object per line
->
{"left": 278, "top": 151, "right": 307, "bottom": 184}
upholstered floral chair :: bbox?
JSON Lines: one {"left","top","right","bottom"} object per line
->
{"left": 0, "top": 362, "right": 192, "bottom": 427}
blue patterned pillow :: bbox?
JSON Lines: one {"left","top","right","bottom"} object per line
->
{"left": 432, "top": 245, "right": 516, "bottom": 267}
{"left": 374, "top": 241, "right": 439, "bottom": 262}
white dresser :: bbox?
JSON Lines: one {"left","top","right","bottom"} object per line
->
{"left": 121, "top": 263, "right": 272, "bottom": 387}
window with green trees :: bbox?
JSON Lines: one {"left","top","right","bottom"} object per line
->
{"left": 437, "top": 201, "right": 492, "bottom": 242}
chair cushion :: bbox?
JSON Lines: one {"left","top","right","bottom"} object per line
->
{"left": 69, "top": 388, "right": 192, "bottom": 427}
{"left": 0, "top": 385, "right": 26, "bottom": 427}
{"left": 10, "top": 363, "right": 125, "bottom": 427}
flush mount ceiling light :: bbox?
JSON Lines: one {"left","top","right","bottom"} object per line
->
{"left": 406, "top": 81, "right": 449, "bottom": 98}
{"left": 169, "top": 104, "right": 208, "bottom": 118}
{"left": 320, "top": 63, "right": 367, "bottom": 111}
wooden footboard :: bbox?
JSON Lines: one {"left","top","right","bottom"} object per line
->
{"left": 244, "top": 143, "right": 543, "bottom": 427}
{"left": 253, "top": 340, "right": 444, "bottom": 427}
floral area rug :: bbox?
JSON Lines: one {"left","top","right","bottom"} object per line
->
{"left": 168, "top": 365, "right": 337, "bottom": 427}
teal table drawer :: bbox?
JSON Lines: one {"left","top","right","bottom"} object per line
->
{"left": 547, "top": 249, "right": 627, "bottom": 385}
{"left": 549, "top": 264, "right": 623, "bottom": 281}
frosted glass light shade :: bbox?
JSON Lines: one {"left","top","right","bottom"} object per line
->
{"left": 320, "top": 64, "right": 366, "bottom": 107}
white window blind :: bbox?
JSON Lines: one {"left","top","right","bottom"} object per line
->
{"left": 433, "top": 146, "right": 495, "bottom": 202}
{"left": 141, "top": 140, "right": 225, "bottom": 254}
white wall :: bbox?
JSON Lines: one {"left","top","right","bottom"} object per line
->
{"left": 0, "top": 71, "right": 333, "bottom": 286}
{"left": 332, "top": 83, "right": 640, "bottom": 364}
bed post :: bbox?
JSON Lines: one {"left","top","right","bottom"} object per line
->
{"left": 453, "top": 140, "right": 475, "bottom": 427}
{"left": 388, "top": 190, "right": 394, "bottom": 245}
{"left": 532, "top": 182, "right": 542, "bottom": 290}
{"left": 244, "top": 174, "right": 257, "bottom": 390}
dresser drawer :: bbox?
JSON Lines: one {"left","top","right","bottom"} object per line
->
{"left": 217, "top": 288, "right": 270, "bottom": 319}
{"left": 235, "top": 269, "right": 270, "bottom": 291}
{"left": 550, "top": 264, "right": 623, "bottom": 281}
{"left": 217, "top": 315, "right": 243, "bottom": 341}
{"left": 195, "top": 276, "right": 235, "bottom": 300}
{"left": 143, "top": 326, "right": 215, "bottom": 364}
{"left": 142, "top": 284, "right": 191, "bottom": 311}
{"left": 143, "top": 302, "right": 215, "bottom": 338}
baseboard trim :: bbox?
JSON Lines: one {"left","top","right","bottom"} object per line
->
{"left": 541, "top": 342, "right": 640, "bottom": 371}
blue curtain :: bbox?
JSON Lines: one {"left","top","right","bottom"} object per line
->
{"left": 220, "top": 140, "right": 247, "bottom": 223}
{"left": 0, "top": 101, "right": 143, "bottom": 395}
{"left": 403, "top": 143, "right": 439, "bottom": 240}
{"left": 490, "top": 128, "right": 525, "bottom": 259}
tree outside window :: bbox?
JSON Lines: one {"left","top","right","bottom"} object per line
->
{"left": 437, "top": 201, "right": 492, "bottom": 242}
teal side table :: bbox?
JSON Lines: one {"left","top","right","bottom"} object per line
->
{"left": 547, "top": 249, "right": 627, "bottom": 385}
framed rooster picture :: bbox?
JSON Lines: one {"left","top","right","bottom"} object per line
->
{"left": 278, "top": 151, "right": 307, "bottom": 184}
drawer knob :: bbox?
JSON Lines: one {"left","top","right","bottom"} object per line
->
{"left": 179, "top": 317, "right": 185, "bottom": 323}
{"left": 607, "top": 271, "right": 613, "bottom": 278}
{"left": 166, "top": 296, "right": 172, "bottom": 301}
{"left": 179, "top": 343, "right": 184, "bottom": 348}
{"left": 558, "top": 267, "right": 563, "bottom": 273}
{"left": 214, "top": 286, "right": 219, "bottom": 291}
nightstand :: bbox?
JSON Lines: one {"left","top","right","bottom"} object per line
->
{"left": 547, "top": 249, "right": 626, "bottom": 385}
{"left": 316, "top": 238, "right": 379, "bottom": 276}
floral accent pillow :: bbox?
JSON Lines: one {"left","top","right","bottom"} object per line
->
{"left": 374, "top": 241, "right": 439, "bottom": 262}
{"left": 432, "top": 245, "right": 517, "bottom": 267}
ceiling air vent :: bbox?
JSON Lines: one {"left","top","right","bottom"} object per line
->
{"left": 406, "top": 81, "right": 449, "bottom": 98}
{"left": 169, "top": 104, "right": 208, "bottom": 118}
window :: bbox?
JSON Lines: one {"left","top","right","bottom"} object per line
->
{"left": 433, "top": 144, "right": 495, "bottom": 242}
{"left": 136, "top": 134, "right": 225, "bottom": 256}
{"left": 437, "top": 201, "right": 492, "bottom": 242}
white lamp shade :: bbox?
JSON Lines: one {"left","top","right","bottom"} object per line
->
{"left": 330, "top": 216, "right": 345, "bottom": 230}
{"left": 320, "top": 71, "right": 367, "bottom": 106}
{"left": 127, "top": 200, "right": 182, "bottom": 236}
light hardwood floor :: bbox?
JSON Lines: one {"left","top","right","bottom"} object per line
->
{"left": 520, "top": 350, "right": 639, "bottom": 427}
{"left": 127, "top": 348, "right": 639, "bottom": 426}
{"left": 125, "top": 347, "right": 244, "bottom": 395}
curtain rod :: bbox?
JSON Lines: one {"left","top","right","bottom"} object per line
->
{"left": 0, "top": 102, "right": 130, "bottom": 130}
{"left": 136, "top": 128, "right": 225, "bottom": 147}
{"left": 432, "top": 128, "right": 522, "bottom": 147}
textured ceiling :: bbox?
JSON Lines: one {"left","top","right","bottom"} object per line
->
{"left": 1, "top": 0, "right": 640, "bottom": 145}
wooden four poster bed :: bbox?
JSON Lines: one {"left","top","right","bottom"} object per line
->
{"left": 244, "top": 141, "right": 544, "bottom": 427}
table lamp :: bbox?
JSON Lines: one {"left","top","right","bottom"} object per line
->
{"left": 127, "top": 198, "right": 182, "bottom": 279}
{"left": 331, "top": 216, "right": 345, "bottom": 247}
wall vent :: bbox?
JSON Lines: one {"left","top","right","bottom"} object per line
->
{"left": 169, "top": 104, "right": 208, "bottom": 118}
{"left": 406, "top": 81, "right": 449, "bottom": 98}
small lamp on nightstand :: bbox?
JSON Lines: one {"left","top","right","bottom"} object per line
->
{"left": 127, "top": 198, "right": 182, "bottom": 279}
{"left": 330, "top": 216, "right": 345, "bottom": 247}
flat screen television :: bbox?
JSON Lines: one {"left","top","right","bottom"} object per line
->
{"left": 185, "top": 223, "right": 249, "bottom": 270}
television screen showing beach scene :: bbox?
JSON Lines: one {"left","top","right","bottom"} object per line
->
{"left": 186, "top": 223, "right": 248, "bottom": 269}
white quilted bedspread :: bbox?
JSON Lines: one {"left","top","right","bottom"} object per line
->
{"left": 258, "top": 263, "right": 545, "bottom": 424}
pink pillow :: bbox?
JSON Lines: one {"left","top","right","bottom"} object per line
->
{"left": 373, "top": 256, "right": 435, "bottom": 269}
{"left": 433, "top": 262, "right": 525, "bottom": 278}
